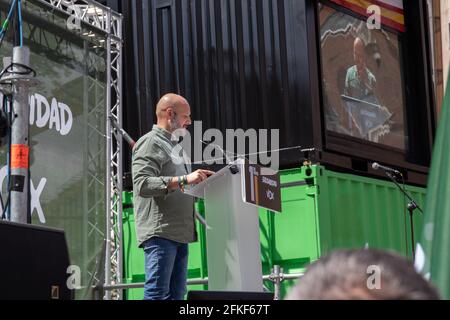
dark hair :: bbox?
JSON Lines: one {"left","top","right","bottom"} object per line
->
{"left": 286, "top": 249, "right": 440, "bottom": 300}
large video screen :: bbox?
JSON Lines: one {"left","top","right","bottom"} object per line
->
{"left": 319, "top": 3, "right": 407, "bottom": 150}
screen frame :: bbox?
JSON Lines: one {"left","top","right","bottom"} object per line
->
{"left": 308, "top": 0, "right": 436, "bottom": 182}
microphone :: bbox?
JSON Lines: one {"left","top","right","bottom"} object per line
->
{"left": 372, "top": 162, "right": 401, "bottom": 175}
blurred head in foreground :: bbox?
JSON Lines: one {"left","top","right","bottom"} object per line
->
{"left": 286, "top": 249, "right": 440, "bottom": 300}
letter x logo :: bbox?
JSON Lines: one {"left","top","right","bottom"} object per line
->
{"left": 0, "top": 166, "right": 47, "bottom": 223}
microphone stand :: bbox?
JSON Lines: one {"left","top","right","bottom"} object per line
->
{"left": 383, "top": 171, "right": 423, "bottom": 262}
{"left": 200, "top": 140, "right": 240, "bottom": 174}
{"left": 109, "top": 115, "right": 136, "bottom": 148}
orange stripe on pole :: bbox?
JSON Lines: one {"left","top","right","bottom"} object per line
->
{"left": 11, "top": 145, "right": 29, "bottom": 169}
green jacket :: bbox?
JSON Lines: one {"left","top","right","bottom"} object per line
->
{"left": 345, "top": 65, "right": 377, "bottom": 100}
{"left": 132, "top": 125, "right": 197, "bottom": 247}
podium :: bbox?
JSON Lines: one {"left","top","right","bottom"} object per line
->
{"left": 185, "top": 158, "right": 278, "bottom": 292}
{"left": 341, "top": 94, "right": 392, "bottom": 138}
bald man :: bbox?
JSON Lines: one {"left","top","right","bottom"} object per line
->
{"left": 132, "top": 94, "right": 213, "bottom": 300}
{"left": 344, "top": 37, "right": 377, "bottom": 100}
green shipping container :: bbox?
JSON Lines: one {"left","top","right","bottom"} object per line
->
{"left": 123, "top": 165, "right": 426, "bottom": 299}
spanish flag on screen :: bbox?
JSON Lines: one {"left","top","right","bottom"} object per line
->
{"left": 330, "top": 0, "right": 405, "bottom": 32}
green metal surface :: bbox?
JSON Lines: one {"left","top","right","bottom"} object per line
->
{"left": 314, "top": 166, "right": 426, "bottom": 257}
{"left": 259, "top": 168, "right": 319, "bottom": 297}
{"left": 122, "top": 165, "right": 426, "bottom": 299}
{"left": 122, "top": 193, "right": 208, "bottom": 299}
{"left": 122, "top": 192, "right": 143, "bottom": 300}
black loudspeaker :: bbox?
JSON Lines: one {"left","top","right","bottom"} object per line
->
{"left": 0, "top": 221, "right": 73, "bottom": 300}
{"left": 187, "top": 291, "right": 274, "bottom": 300}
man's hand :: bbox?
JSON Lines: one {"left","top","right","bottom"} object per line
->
{"left": 186, "top": 169, "right": 215, "bottom": 185}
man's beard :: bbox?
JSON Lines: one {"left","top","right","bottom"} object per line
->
{"left": 170, "top": 117, "right": 188, "bottom": 138}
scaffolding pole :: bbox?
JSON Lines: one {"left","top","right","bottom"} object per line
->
{"left": 9, "top": 46, "right": 31, "bottom": 224}
{"left": 99, "top": 265, "right": 304, "bottom": 300}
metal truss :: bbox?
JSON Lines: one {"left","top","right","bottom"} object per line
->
{"left": 83, "top": 51, "right": 107, "bottom": 299}
{"left": 105, "top": 7, "right": 123, "bottom": 300}
{"left": 45, "top": 0, "right": 122, "bottom": 41}
{"left": 34, "top": 0, "right": 123, "bottom": 300}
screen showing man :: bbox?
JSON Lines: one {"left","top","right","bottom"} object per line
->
{"left": 320, "top": 3, "right": 407, "bottom": 150}
{"left": 345, "top": 37, "right": 377, "bottom": 100}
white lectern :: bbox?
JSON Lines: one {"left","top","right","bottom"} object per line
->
{"left": 185, "top": 158, "right": 263, "bottom": 291}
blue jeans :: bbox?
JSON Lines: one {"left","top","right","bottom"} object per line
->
{"left": 143, "top": 237, "right": 188, "bottom": 300}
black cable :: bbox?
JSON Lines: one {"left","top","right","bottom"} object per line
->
{"left": 0, "top": 95, "right": 6, "bottom": 219}
{"left": 1, "top": 95, "right": 13, "bottom": 220}
{"left": 12, "top": 0, "right": 18, "bottom": 47}
{"left": 0, "top": 191, "right": 4, "bottom": 219}
{"left": 2, "top": 195, "right": 10, "bottom": 220}
{"left": 7, "top": 96, "right": 12, "bottom": 220}
{"left": 0, "top": 63, "right": 37, "bottom": 80}
{"left": 401, "top": 174, "right": 408, "bottom": 258}
{"left": 9, "top": 96, "right": 15, "bottom": 125}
